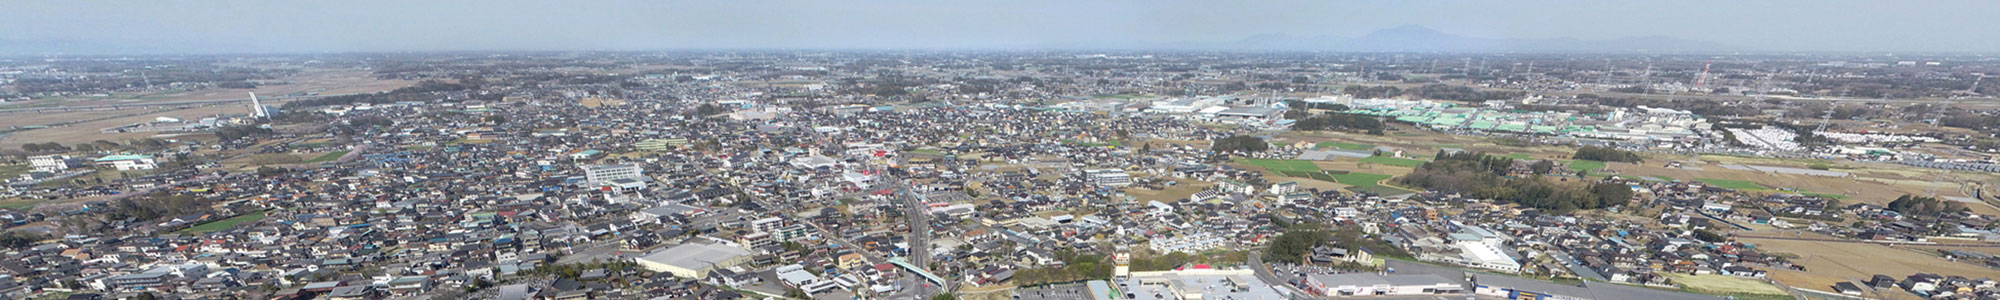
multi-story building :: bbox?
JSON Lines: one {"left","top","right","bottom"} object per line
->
{"left": 1085, "top": 169, "right": 1132, "bottom": 186}
{"left": 583, "top": 163, "right": 643, "bottom": 185}
{"left": 28, "top": 155, "right": 75, "bottom": 173}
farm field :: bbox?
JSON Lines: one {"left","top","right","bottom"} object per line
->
{"left": 1359, "top": 156, "right": 1427, "bottom": 167}
{"left": 306, "top": 151, "right": 351, "bottom": 163}
{"left": 1275, "top": 126, "right": 1997, "bottom": 211}
{"left": 1698, "top": 178, "right": 1771, "bottom": 191}
{"left": 1567, "top": 160, "right": 1606, "bottom": 172}
{"left": 1665, "top": 273, "right": 1788, "bottom": 298}
{"left": 1328, "top": 172, "right": 1393, "bottom": 188}
{"left": 0, "top": 164, "right": 29, "bottom": 180}
{"left": 1739, "top": 230, "right": 2000, "bottom": 297}
{"left": 1315, "top": 141, "right": 1374, "bottom": 150}
{"left": 1236, "top": 158, "right": 1322, "bottom": 173}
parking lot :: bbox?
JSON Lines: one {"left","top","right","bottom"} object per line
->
{"left": 1013, "top": 283, "right": 1092, "bottom": 300}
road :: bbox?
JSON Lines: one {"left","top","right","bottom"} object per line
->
{"left": 1246, "top": 251, "right": 1311, "bottom": 297}
{"left": 1736, "top": 233, "right": 2000, "bottom": 247}
{"left": 877, "top": 173, "right": 939, "bottom": 299}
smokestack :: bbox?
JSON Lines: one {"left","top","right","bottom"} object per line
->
{"left": 248, "top": 92, "right": 266, "bottom": 118}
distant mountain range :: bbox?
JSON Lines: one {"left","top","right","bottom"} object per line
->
{"left": 1181, "top": 25, "right": 1741, "bottom": 53}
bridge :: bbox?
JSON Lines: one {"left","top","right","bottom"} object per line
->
{"left": 889, "top": 257, "right": 946, "bottom": 287}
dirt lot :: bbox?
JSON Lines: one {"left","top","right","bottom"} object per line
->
{"left": 1123, "top": 178, "right": 1214, "bottom": 203}
{"left": 1665, "top": 273, "right": 1787, "bottom": 296}
{"left": 1740, "top": 231, "right": 2000, "bottom": 299}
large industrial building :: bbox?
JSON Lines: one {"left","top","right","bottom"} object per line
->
{"left": 1473, "top": 274, "right": 1723, "bottom": 300}
{"left": 1304, "top": 273, "right": 1463, "bottom": 297}
{"left": 635, "top": 242, "right": 754, "bottom": 278}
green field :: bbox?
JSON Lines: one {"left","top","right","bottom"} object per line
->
{"left": 0, "top": 164, "right": 29, "bottom": 180}
{"left": 1651, "top": 176, "right": 1677, "bottom": 181}
{"left": 305, "top": 151, "right": 350, "bottom": 163}
{"left": 1360, "top": 156, "right": 1427, "bottom": 167}
{"left": 183, "top": 210, "right": 268, "bottom": 233}
{"left": 1314, "top": 141, "right": 1375, "bottom": 150}
{"left": 1800, "top": 192, "right": 1850, "bottom": 200}
{"left": 1238, "top": 159, "right": 1322, "bottom": 173}
{"left": 1328, "top": 172, "right": 1393, "bottom": 187}
{"left": 1504, "top": 153, "right": 1533, "bottom": 159}
{"left": 1697, "top": 178, "right": 1772, "bottom": 191}
{"left": 1280, "top": 170, "right": 1340, "bottom": 182}
{"left": 1567, "top": 160, "right": 1606, "bottom": 172}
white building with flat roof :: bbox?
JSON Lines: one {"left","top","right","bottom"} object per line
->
{"left": 1456, "top": 241, "right": 1522, "bottom": 273}
{"left": 635, "top": 242, "right": 754, "bottom": 278}
{"left": 28, "top": 155, "right": 75, "bottom": 173}
{"left": 1085, "top": 169, "right": 1131, "bottom": 186}
{"left": 1306, "top": 273, "right": 1462, "bottom": 297}
{"left": 94, "top": 154, "right": 156, "bottom": 171}
{"left": 582, "top": 163, "right": 643, "bottom": 186}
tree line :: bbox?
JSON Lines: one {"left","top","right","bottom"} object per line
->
{"left": 1886, "top": 194, "right": 1967, "bottom": 216}
{"left": 1570, "top": 146, "right": 1643, "bottom": 163}
{"left": 1291, "top": 113, "right": 1385, "bottom": 135}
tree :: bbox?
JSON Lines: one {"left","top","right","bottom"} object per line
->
{"left": 1529, "top": 160, "right": 1557, "bottom": 174}
{"left": 931, "top": 294, "right": 958, "bottom": 300}
{"left": 1264, "top": 224, "right": 1329, "bottom": 264}
{"left": 1692, "top": 229, "right": 1726, "bottom": 243}
{"left": 692, "top": 103, "right": 726, "bottom": 116}
{"left": 0, "top": 231, "right": 47, "bottom": 249}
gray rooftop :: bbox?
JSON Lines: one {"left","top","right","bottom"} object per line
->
{"left": 638, "top": 242, "right": 752, "bottom": 269}
{"left": 1474, "top": 274, "right": 1723, "bottom": 300}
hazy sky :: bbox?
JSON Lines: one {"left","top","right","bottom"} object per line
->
{"left": 6, "top": 0, "right": 1999, "bottom": 53}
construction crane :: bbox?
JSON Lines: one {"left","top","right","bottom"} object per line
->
{"left": 1693, "top": 61, "right": 1714, "bottom": 90}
